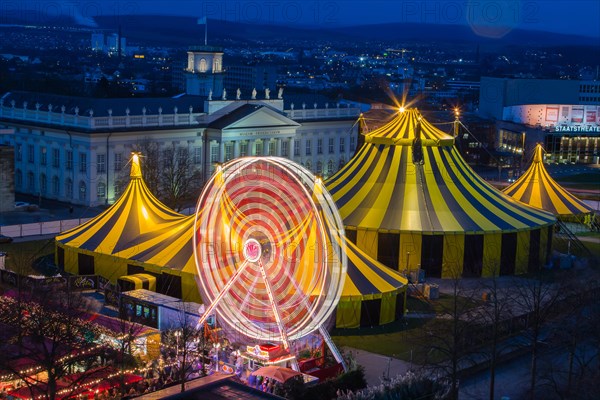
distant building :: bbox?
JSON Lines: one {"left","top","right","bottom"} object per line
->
{"left": 224, "top": 65, "right": 277, "bottom": 93}
{"left": 0, "top": 144, "right": 15, "bottom": 212}
{"left": 90, "top": 32, "right": 127, "bottom": 56}
{"left": 479, "top": 77, "right": 600, "bottom": 164}
{"left": 479, "top": 77, "right": 598, "bottom": 120}
{"left": 91, "top": 33, "right": 104, "bottom": 51}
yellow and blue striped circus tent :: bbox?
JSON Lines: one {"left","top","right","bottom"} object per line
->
{"left": 55, "top": 154, "right": 202, "bottom": 302}
{"left": 55, "top": 153, "right": 408, "bottom": 327}
{"left": 326, "top": 109, "right": 557, "bottom": 278}
{"left": 337, "top": 237, "right": 407, "bottom": 328}
{"left": 503, "top": 144, "right": 593, "bottom": 217}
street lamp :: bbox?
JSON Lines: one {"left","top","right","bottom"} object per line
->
{"left": 174, "top": 330, "right": 181, "bottom": 354}
{"left": 213, "top": 342, "right": 221, "bottom": 373}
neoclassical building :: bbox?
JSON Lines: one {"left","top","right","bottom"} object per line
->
{"left": 0, "top": 91, "right": 359, "bottom": 206}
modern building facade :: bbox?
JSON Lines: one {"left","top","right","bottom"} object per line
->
{"left": 479, "top": 77, "right": 600, "bottom": 164}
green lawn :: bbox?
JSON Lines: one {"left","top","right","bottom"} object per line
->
{"left": 332, "top": 293, "right": 482, "bottom": 361}
{"left": 0, "top": 239, "right": 56, "bottom": 275}
{"left": 576, "top": 231, "right": 600, "bottom": 238}
{"left": 553, "top": 237, "right": 600, "bottom": 258}
{"left": 332, "top": 318, "right": 435, "bottom": 361}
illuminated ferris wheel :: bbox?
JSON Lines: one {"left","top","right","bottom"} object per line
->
{"left": 193, "top": 157, "right": 347, "bottom": 367}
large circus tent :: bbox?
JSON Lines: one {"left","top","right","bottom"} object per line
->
{"left": 325, "top": 108, "right": 557, "bottom": 278}
{"left": 503, "top": 144, "right": 593, "bottom": 218}
{"left": 55, "top": 155, "right": 407, "bottom": 328}
{"left": 55, "top": 154, "right": 202, "bottom": 303}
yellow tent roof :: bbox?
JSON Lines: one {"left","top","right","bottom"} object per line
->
{"left": 503, "top": 144, "right": 593, "bottom": 216}
{"left": 325, "top": 109, "right": 556, "bottom": 233}
{"left": 56, "top": 154, "right": 187, "bottom": 256}
{"left": 342, "top": 237, "right": 407, "bottom": 299}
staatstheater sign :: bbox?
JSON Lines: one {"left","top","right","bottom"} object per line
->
{"left": 554, "top": 125, "right": 600, "bottom": 133}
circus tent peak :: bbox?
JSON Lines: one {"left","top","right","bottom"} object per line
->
{"left": 503, "top": 144, "right": 593, "bottom": 216}
{"left": 130, "top": 152, "right": 143, "bottom": 178}
{"left": 56, "top": 153, "right": 185, "bottom": 256}
{"left": 364, "top": 108, "right": 455, "bottom": 147}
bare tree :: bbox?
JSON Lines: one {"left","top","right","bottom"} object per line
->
{"left": 537, "top": 276, "right": 600, "bottom": 400}
{"left": 0, "top": 289, "right": 109, "bottom": 400}
{"left": 111, "top": 315, "right": 147, "bottom": 397}
{"left": 475, "top": 265, "right": 514, "bottom": 400}
{"left": 160, "top": 143, "right": 202, "bottom": 211}
{"left": 133, "top": 140, "right": 162, "bottom": 196}
{"left": 419, "top": 266, "right": 479, "bottom": 400}
{"left": 118, "top": 140, "right": 202, "bottom": 210}
{"left": 510, "top": 274, "right": 563, "bottom": 400}
{"left": 168, "top": 303, "right": 203, "bottom": 392}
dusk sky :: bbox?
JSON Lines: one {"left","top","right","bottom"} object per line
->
{"left": 11, "top": 0, "right": 600, "bottom": 38}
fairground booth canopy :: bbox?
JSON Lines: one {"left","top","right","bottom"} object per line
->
{"left": 56, "top": 155, "right": 407, "bottom": 328}
{"left": 55, "top": 154, "right": 201, "bottom": 303}
{"left": 503, "top": 144, "right": 593, "bottom": 217}
{"left": 325, "top": 109, "right": 557, "bottom": 278}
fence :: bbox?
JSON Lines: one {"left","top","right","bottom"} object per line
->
{"left": 0, "top": 270, "right": 114, "bottom": 293}
{"left": 0, "top": 218, "right": 91, "bottom": 238}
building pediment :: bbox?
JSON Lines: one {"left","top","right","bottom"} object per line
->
{"left": 209, "top": 104, "right": 300, "bottom": 131}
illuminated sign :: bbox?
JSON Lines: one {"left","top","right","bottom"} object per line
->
{"left": 246, "top": 345, "right": 270, "bottom": 359}
{"left": 554, "top": 125, "right": 600, "bottom": 133}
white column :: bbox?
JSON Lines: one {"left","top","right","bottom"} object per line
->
{"left": 276, "top": 138, "right": 282, "bottom": 157}
{"left": 233, "top": 140, "right": 240, "bottom": 158}
{"left": 249, "top": 139, "right": 255, "bottom": 156}
{"left": 264, "top": 139, "right": 270, "bottom": 156}
{"left": 219, "top": 141, "right": 225, "bottom": 163}
{"left": 289, "top": 138, "right": 295, "bottom": 159}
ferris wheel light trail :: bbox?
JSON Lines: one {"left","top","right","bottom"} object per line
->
{"left": 194, "top": 157, "right": 347, "bottom": 349}
{"left": 257, "top": 260, "right": 292, "bottom": 348}
{"left": 196, "top": 259, "right": 250, "bottom": 329}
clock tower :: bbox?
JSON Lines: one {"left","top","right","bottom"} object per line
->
{"left": 185, "top": 45, "right": 224, "bottom": 96}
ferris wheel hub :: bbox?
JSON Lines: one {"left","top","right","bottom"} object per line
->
{"left": 243, "top": 238, "right": 262, "bottom": 263}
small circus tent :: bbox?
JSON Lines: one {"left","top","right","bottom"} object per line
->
{"left": 325, "top": 109, "right": 557, "bottom": 278}
{"left": 55, "top": 154, "right": 201, "bottom": 303}
{"left": 336, "top": 238, "right": 407, "bottom": 329}
{"left": 503, "top": 144, "right": 593, "bottom": 217}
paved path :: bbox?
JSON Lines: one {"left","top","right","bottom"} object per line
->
{"left": 342, "top": 347, "right": 412, "bottom": 387}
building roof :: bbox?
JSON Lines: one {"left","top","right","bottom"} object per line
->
{"left": 325, "top": 108, "right": 556, "bottom": 234}
{"left": 503, "top": 144, "right": 593, "bottom": 216}
{"left": 145, "top": 377, "right": 283, "bottom": 400}
{"left": 282, "top": 92, "right": 337, "bottom": 110}
{"left": 1, "top": 91, "right": 207, "bottom": 117}
{"left": 208, "top": 103, "right": 298, "bottom": 130}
